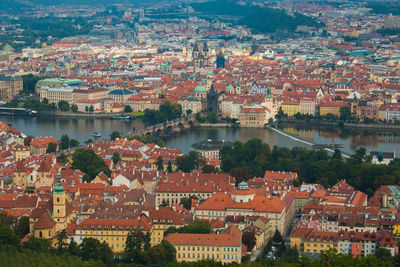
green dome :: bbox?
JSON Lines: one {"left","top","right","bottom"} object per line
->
{"left": 53, "top": 170, "right": 64, "bottom": 194}
{"left": 227, "top": 84, "right": 234, "bottom": 90}
{"left": 194, "top": 84, "right": 206, "bottom": 93}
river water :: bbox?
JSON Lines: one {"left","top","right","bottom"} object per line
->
{"left": 2, "top": 115, "right": 400, "bottom": 156}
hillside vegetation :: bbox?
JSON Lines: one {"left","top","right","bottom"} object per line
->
{"left": 191, "top": 0, "right": 323, "bottom": 33}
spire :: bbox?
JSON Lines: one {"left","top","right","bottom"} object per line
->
{"left": 53, "top": 169, "right": 64, "bottom": 194}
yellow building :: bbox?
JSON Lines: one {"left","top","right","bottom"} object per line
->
{"left": 39, "top": 85, "right": 74, "bottom": 104}
{"left": 319, "top": 101, "right": 347, "bottom": 117}
{"left": 243, "top": 225, "right": 265, "bottom": 251}
{"left": 239, "top": 106, "right": 270, "bottom": 127}
{"left": 74, "top": 217, "right": 151, "bottom": 253}
{"left": 281, "top": 101, "right": 300, "bottom": 117}
{"left": 302, "top": 231, "right": 338, "bottom": 254}
{"left": 13, "top": 144, "right": 30, "bottom": 161}
{"left": 286, "top": 191, "right": 311, "bottom": 213}
{"left": 149, "top": 207, "right": 186, "bottom": 246}
{"left": 164, "top": 225, "right": 242, "bottom": 263}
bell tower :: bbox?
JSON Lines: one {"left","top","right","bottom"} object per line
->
{"left": 53, "top": 170, "right": 66, "bottom": 230}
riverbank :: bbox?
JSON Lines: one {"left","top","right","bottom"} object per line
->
{"left": 197, "top": 122, "right": 232, "bottom": 127}
{"left": 38, "top": 110, "right": 131, "bottom": 118}
{"left": 280, "top": 118, "right": 400, "bottom": 131}
{"left": 268, "top": 126, "right": 351, "bottom": 159}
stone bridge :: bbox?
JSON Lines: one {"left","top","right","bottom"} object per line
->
{"left": 130, "top": 116, "right": 196, "bottom": 136}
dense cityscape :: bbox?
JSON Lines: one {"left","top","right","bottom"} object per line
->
{"left": 1, "top": 0, "right": 400, "bottom": 266}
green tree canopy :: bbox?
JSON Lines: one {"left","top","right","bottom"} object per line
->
{"left": 46, "top": 142, "right": 57, "bottom": 153}
{"left": 78, "top": 238, "right": 113, "bottom": 266}
{"left": 71, "top": 148, "right": 111, "bottom": 182}
{"left": 58, "top": 100, "right": 70, "bottom": 112}
{"left": 60, "top": 134, "right": 70, "bottom": 150}
{"left": 112, "top": 152, "right": 121, "bottom": 164}
{"left": 110, "top": 131, "right": 121, "bottom": 141}
{"left": 124, "top": 105, "right": 132, "bottom": 113}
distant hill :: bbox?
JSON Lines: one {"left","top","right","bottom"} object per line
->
{"left": 367, "top": 2, "right": 400, "bottom": 15}
{"left": 27, "top": 0, "right": 161, "bottom": 5}
{"left": 0, "top": 0, "right": 27, "bottom": 11}
{"left": 191, "top": 0, "right": 323, "bottom": 33}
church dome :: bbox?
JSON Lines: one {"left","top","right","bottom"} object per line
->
{"left": 194, "top": 84, "right": 206, "bottom": 93}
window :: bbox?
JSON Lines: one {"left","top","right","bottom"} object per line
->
{"left": 39, "top": 231, "right": 42, "bottom": 238}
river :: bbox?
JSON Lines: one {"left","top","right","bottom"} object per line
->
{"left": 2, "top": 115, "right": 400, "bottom": 156}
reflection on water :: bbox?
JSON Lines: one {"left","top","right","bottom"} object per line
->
{"left": 1, "top": 115, "right": 144, "bottom": 143}
{"left": 2, "top": 115, "right": 400, "bottom": 157}
{"left": 279, "top": 123, "right": 400, "bottom": 156}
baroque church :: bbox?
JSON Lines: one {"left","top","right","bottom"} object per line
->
{"left": 29, "top": 170, "right": 75, "bottom": 245}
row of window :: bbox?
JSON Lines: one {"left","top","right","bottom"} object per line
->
{"left": 80, "top": 230, "right": 127, "bottom": 235}
{"left": 177, "top": 246, "right": 238, "bottom": 252}
{"left": 306, "top": 243, "right": 337, "bottom": 248}
{"left": 80, "top": 235, "right": 125, "bottom": 241}
{"left": 178, "top": 253, "right": 238, "bottom": 260}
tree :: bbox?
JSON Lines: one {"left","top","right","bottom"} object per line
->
{"left": 0, "top": 221, "right": 19, "bottom": 247}
{"left": 157, "top": 156, "right": 164, "bottom": 171}
{"left": 177, "top": 151, "right": 204, "bottom": 172}
{"left": 15, "top": 216, "right": 29, "bottom": 238}
{"left": 110, "top": 131, "right": 121, "bottom": 141}
{"left": 57, "top": 153, "right": 68, "bottom": 163}
{"left": 375, "top": 248, "right": 393, "bottom": 263}
{"left": 55, "top": 229, "right": 67, "bottom": 251}
{"left": 123, "top": 231, "right": 149, "bottom": 264}
{"left": 180, "top": 195, "right": 198, "bottom": 210}
{"left": 67, "top": 238, "right": 79, "bottom": 256}
{"left": 206, "top": 111, "right": 218, "bottom": 123}
{"left": 70, "top": 139, "right": 79, "bottom": 148}
{"left": 242, "top": 232, "right": 256, "bottom": 252}
{"left": 145, "top": 240, "right": 176, "bottom": 266}
{"left": 84, "top": 138, "right": 93, "bottom": 145}
{"left": 60, "top": 134, "right": 70, "bottom": 150}
{"left": 202, "top": 164, "right": 218, "bottom": 173}
{"left": 142, "top": 101, "right": 182, "bottom": 125}
{"left": 24, "top": 135, "right": 34, "bottom": 146}
{"left": 58, "top": 100, "right": 70, "bottom": 112}
{"left": 21, "top": 74, "right": 43, "bottom": 95}
{"left": 78, "top": 238, "right": 113, "bottom": 266}
{"left": 23, "top": 236, "right": 51, "bottom": 252}
{"left": 164, "top": 220, "right": 210, "bottom": 237}
{"left": 71, "top": 148, "right": 111, "bottom": 182}
{"left": 46, "top": 142, "right": 57, "bottom": 153}
{"left": 89, "top": 105, "right": 94, "bottom": 112}
{"left": 124, "top": 105, "right": 132, "bottom": 113}
{"left": 85, "top": 106, "right": 89, "bottom": 112}
{"left": 160, "top": 199, "right": 169, "bottom": 207}
{"left": 186, "top": 109, "right": 192, "bottom": 116}
{"left": 167, "top": 161, "right": 173, "bottom": 173}
{"left": 112, "top": 152, "right": 121, "bottom": 164}
{"left": 332, "top": 149, "right": 342, "bottom": 160}
{"left": 157, "top": 139, "right": 165, "bottom": 147}
{"left": 340, "top": 105, "right": 351, "bottom": 121}
{"left": 71, "top": 104, "right": 78, "bottom": 113}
